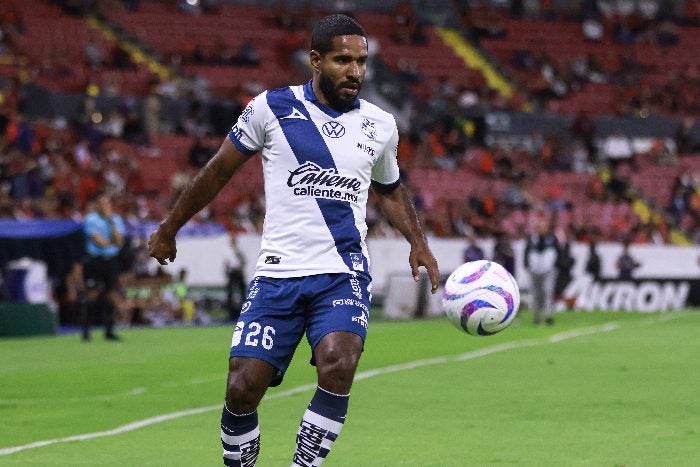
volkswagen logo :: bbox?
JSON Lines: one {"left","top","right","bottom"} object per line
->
{"left": 322, "top": 121, "right": 346, "bottom": 138}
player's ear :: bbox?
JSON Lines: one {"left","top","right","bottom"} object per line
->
{"left": 310, "top": 50, "right": 321, "bottom": 73}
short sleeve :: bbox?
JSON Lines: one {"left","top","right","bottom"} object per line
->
{"left": 371, "top": 122, "right": 400, "bottom": 189}
{"left": 228, "top": 92, "right": 268, "bottom": 156}
{"left": 113, "top": 216, "right": 126, "bottom": 236}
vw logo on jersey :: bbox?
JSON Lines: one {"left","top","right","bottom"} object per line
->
{"left": 322, "top": 121, "right": 346, "bottom": 138}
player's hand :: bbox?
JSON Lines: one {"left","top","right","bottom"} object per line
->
{"left": 148, "top": 225, "right": 177, "bottom": 265}
{"left": 409, "top": 244, "right": 440, "bottom": 294}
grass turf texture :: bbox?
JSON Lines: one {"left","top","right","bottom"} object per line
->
{"left": 1, "top": 310, "right": 699, "bottom": 466}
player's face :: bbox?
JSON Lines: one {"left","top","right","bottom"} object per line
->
{"left": 314, "top": 35, "right": 368, "bottom": 110}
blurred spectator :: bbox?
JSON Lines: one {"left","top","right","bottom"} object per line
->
{"left": 606, "top": 164, "right": 633, "bottom": 202}
{"left": 188, "top": 137, "right": 214, "bottom": 168}
{"left": 225, "top": 235, "right": 247, "bottom": 321}
{"left": 392, "top": 1, "right": 426, "bottom": 45}
{"left": 655, "top": 20, "right": 679, "bottom": 46}
{"left": 524, "top": 217, "right": 559, "bottom": 325}
{"left": 554, "top": 240, "right": 575, "bottom": 303}
{"left": 232, "top": 40, "right": 260, "bottom": 67}
{"left": 82, "top": 193, "right": 125, "bottom": 341}
{"left": 142, "top": 85, "right": 161, "bottom": 144}
{"left": 492, "top": 232, "right": 515, "bottom": 277}
{"left": 602, "top": 131, "right": 635, "bottom": 166}
{"left": 84, "top": 40, "right": 105, "bottom": 71}
{"left": 462, "top": 233, "right": 485, "bottom": 263}
{"left": 582, "top": 17, "right": 604, "bottom": 41}
{"left": 616, "top": 240, "right": 641, "bottom": 279}
{"left": 396, "top": 58, "right": 423, "bottom": 85}
{"left": 585, "top": 240, "right": 602, "bottom": 280}
{"left": 675, "top": 117, "right": 698, "bottom": 154}
{"left": 502, "top": 175, "right": 533, "bottom": 210}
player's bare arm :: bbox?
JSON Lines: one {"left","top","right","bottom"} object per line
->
{"left": 148, "top": 138, "right": 249, "bottom": 265}
{"left": 373, "top": 182, "right": 440, "bottom": 293}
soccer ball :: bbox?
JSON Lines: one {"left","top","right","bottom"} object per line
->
{"left": 442, "top": 260, "right": 520, "bottom": 336}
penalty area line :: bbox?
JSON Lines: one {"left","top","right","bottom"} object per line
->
{"left": 0, "top": 321, "right": 621, "bottom": 457}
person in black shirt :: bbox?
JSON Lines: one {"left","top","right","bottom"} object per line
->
{"left": 463, "top": 233, "right": 485, "bottom": 263}
{"left": 492, "top": 232, "right": 515, "bottom": 277}
{"left": 616, "top": 241, "right": 640, "bottom": 280}
{"left": 585, "top": 240, "right": 601, "bottom": 280}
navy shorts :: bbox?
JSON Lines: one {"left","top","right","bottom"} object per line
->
{"left": 229, "top": 273, "right": 372, "bottom": 374}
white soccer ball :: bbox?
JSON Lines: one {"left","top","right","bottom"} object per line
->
{"left": 442, "top": 260, "right": 520, "bottom": 336}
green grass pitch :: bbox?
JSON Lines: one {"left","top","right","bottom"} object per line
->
{"left": 1, "top": 310, "right": 699, "bottom": 466}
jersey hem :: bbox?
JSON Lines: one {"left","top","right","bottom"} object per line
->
{"left": 252, "top": 268, "right": 356, "bottom": 278}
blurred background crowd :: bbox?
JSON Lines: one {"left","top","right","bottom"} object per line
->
{"left": 1, "top": 0, "right": 699, "bottom": 327}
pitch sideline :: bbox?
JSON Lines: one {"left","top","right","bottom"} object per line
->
{"left": 0, "top": 318, "right": 663, "bottom": 457}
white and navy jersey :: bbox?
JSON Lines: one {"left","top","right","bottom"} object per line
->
{"left": 228, "top": 81, "right": 400, "bottom": 278}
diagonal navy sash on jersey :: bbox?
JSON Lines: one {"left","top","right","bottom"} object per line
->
{"left": 266, "top": 87, "right": 367, "bottom": 275}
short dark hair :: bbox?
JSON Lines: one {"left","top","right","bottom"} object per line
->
{"left": 311, "top": 14, "right": 366, "bottom": 55}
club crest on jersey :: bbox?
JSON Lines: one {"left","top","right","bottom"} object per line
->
{"left": 240, "top": 101, "right": 255, "bottom": 123}
{"left": 350, "top": 253, "right": 364, "bottom": 271}
{"left": 322, "top": 121, "right": 346, "bottom": 138}
{"left": 361, "top": 118, "right": 376, "bottom": 140}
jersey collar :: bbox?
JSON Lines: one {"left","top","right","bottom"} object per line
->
{"left": 303, "top": 80, "right": 360, "bottom": 118}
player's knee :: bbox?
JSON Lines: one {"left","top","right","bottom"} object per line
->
{"left": 226, "top": 373, "right": 264, "bottom": 413}
{"left": 225, "top": 368, "right": 267, "bottom": 412}
{"left": 317, "top": 347, "right": 360, "bottom": 390}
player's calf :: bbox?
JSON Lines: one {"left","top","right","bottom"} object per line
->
{"left": 221, "top": 405, "right": 260, "bottom": 467}
{"left": 292, "top": 386, "right": 349, "bottom": 467}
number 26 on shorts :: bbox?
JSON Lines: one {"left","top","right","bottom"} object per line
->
{"left": 232, "top": 321, "right": 276, "bottom": 350}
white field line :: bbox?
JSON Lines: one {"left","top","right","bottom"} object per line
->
{"left": 0, "top": 319, "right": 650, "bottom": 457}
{"left": 0, "top": 375, "right": 226, "bottom": 406}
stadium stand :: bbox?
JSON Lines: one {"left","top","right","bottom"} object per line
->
{"left": 2, "top": 0, "right": 700, "bottom": 243}
{"left": 7, "top": 0, "right": 157, "bottom": 96}
{"left": 104, "top": 2, "right": 304, "bottom": 96}
{"left": 4, "top": 0, "right": 700, "bottom": 326}
{"left": 476, "top": 6, "right": 700, "bottom": 117}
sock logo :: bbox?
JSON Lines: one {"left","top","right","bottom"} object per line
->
{"left": 240, "top": 436, "right": 260, "bottom": 466}
{"left": 293, "top": 421, "right": 327, "bottom": 466}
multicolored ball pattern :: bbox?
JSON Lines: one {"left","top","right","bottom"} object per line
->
{"left": 442, "top": 260, "right": 520, "bottom": 336}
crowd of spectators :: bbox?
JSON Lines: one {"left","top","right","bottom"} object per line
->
{"left": 459, "top": 0, "right": 700, "bottom": 117}
{"left": 0, "top": 3, "right": 699, "bottom": 243}
{"left": 2, "top": 0, "right": 700, "bottom": 328}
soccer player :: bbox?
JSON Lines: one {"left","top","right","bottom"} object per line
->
{"left": 148, "top": 14, "right": 440, "bottom": 466}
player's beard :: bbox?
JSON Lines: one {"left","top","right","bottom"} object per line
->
{"left": 319, "top": 72, "right": 361, "bottom": 111}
